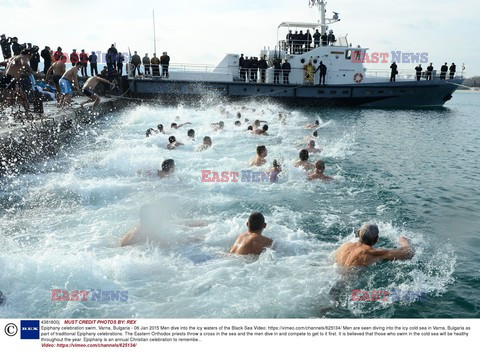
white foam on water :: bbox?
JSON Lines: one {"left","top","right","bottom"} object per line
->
{"left": 0, "top": 101, "right": 455, "bottom": 318}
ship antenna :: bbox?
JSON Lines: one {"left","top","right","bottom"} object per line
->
{"left": 309, "top": 0, "right": 340, "bottom": 35}
{"left": 153, "top": 9, "right": 157, "bottom": 54}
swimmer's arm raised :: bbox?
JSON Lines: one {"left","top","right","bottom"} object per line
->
{"left": 372, "top": 237, "right": 414, "bottom": 261}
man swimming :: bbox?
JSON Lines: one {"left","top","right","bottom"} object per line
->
{"left": 171, "top": 122, "right": 191, "bottom": 129}
{"left": 59, "top": 62, "right": 82, "bottom": 108}
{"left": 267, "top": 159, "right": 282, "bottom": 182}
{"left": 307, "top": 160, "right": 333, "bottom": 181}
{"left": 157, "top": 159, "right": 175, "bottom": 178}
{"left": 294, "top": 149, "right": 312, "bottom": 170}
{"left": 79, "top": 75, "right": 115, "bottom": 111}
{"left": 254, "top": 124, "right": 269, "bottom": 135}
{"left": 157, "top": 124, "right": 165, "bottom": 134}
{"left": 167, "top": 136, "right": 184, "bottom": 150}
{"left": 250, "top": 145, "right": 268, "bottom": 166}
{"left": 305, "top": 140, "right": 321, "bottom": 153}
{"left": 305, "top": 120, "right": 320, "bottom": 128}
{"left": 211, "top": 121, "right": 224, "bottom": 131}
{"left": 230, "top": 212, "right": 273, "bottom": 255}
{"left": 187, "top": 129, "right": 195, "bottom": 140}
{"left": 335, "top": 224, "right": 414, "bottom": 267}
{"left": 196, "top": 136, "right": 212, "bottom": 151}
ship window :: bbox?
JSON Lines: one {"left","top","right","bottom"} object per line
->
{"left": 345, "top": 50, "right": 352, "bottom": 60}
{"left": 300, "top": 58, "right": 305, "bottom": 64}
{"left": 330, "top": 90, "right": 337, "bottom": 95}
{"left": 313, "top": 59, "right": 318, "bottom": 64}
{"left": 317, "top": 90, "right": 324, "bottom": 94}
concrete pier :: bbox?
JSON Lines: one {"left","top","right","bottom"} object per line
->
{"left": 0, "top": 97, "right": 128, "bottom": 175}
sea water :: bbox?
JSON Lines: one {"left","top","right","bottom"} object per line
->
{"left": 0, "top": 91, "right": 479, "bottom": 318}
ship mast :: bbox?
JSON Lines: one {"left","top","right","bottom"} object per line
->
{"left": 309, "top": 0, "right": 340, "bottom": 35}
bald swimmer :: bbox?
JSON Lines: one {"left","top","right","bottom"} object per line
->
{"left": 230, "top": 212, "right": 273, "bottom": 255}
{"left": 335, "top": 224, "right": 414, "bottom": 267}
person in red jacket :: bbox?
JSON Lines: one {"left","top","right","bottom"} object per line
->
{"left": 70, "top": 49, "right": 79, "bottom": 67}
{"left": 79, "top": 49, "right": 89, "bottom": 76}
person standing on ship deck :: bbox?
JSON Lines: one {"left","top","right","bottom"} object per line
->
{"left": 41, "top": 46, "right": 51, "bottom": 75}
{"left": 305, "top": 30, "right": 312, "bottom": 51}
{"left": 449, "top": 63, "right": 456, "bottom": 79}
{"left": 273, "top": 59, "right": 281, "bottom": 84}
{"left": 244, "top": 56, "right": 251, "bottom": 82}
{"left": 426, "top": 63, "right": 433, "bottom": 80}
{"left": 79, "top": 49, "right": 88, "bottom": 76}
{"left": 89, "top": 51, "right": 98, "bottom": 76}
{"left": 327, "top": 30, "right": 336, "bottom": 46}
{"left": 321, "top": 32, "right": 328, "bottom": 46}
{"left": 259, "top": 56, "right": 268, "bottom": 83}
{"left": 150, "top": 53, "right": 160, "bottom": 76}
{"left": 117, "top": 52, "right": 125, "bottom": 76}
{"left": 143, "top": 53, "right": 151, "bottom": 75}
{"left": 239, "top": 54, "right": 245, "bottom": 81}
{"left": 130, "top": 51, "right": 141, "bottom": 76}
{"left": 415, "top": 64, "right": 422, "bottom": 81}
{"left": 251, "top": 57, "right": 259, "bottom": 82}
{"left": 160, "top": 52, "right": 170, "bottom": 78}
{"left": 313, "top": 29, "right": 321, "bottom": 48}
{"left": 390, "top": 62, "right": 398, "bottom": 82}
{"left": 282, "top": 59, "right": 291, "bottom": 84}
{"left": 286, "top": 30, "right": 293, "bottom": 53}
{"left": 440, "top": 62, "right": 448, "bottom": 80}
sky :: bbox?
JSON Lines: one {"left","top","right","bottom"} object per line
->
{"left": 1, "top": 0, "right": 479, "bottom": 76}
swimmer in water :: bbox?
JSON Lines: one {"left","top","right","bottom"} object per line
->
{"left": 196, "top": 136, "right": 212, "bottom": 151}
{"left": 305, "top": 120, "right": 320, "bottom": 129}
{"left": 157, "top": 159, "right": 175, "bottom": 178}
{"left": 335, "top": 224, "right": 414, "bottom": 267}
{"left": 306, "top": 139, "right": 321, "bottom": 153}
{"left": 171, "top": 122, "right": 191, "bottom": 129}
{"left": 267, "top": 159, "right": 282, "bottom": 182}
{"left": 146, "top": 128, "right": 155, "bottom": 137}
{"left": 230, "top": 212, "right": 273, "bottom": 255}
{"left": 211, "top": 121, "right": 224, "bottom": 131}
{"left": 294, "top": 149, "right": 312, "bottom": 170}
{"left": 234, "top": 120, "right": 242, "bottom": 127}
{"left": 307, "top": 160, "right": 333, "bottom": 181}
{"left": 247, "top": 126, "right": 254, "bottom": 133}
{"left": 254, "top": 124, "right": 269, "bottom": 136}
{"left": 251, "top": 119, "right": 267, "bottom": 129}
{"left": 157, "top": 124, "right": 165, "bottom": 134}
{"left": 120, "top": 204, "right": 207, "bottom": 247}
{"left": 187, "top": 129, "right": 195, "bottom": 140}
{"left": 250, "top": 145, "right": 268, "bottom": 166}
{"left": 167, "top": 135, "right": 184, "bottom": 150}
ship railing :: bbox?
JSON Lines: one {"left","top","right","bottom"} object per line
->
{"left": 365, "top": 69, "right": 465, "bottom": 81}
{"left": 130, "top": 63, "right": 237, "bottom": 78}
{"left": 277, "top": 37, "right": 349, "bottom": 55}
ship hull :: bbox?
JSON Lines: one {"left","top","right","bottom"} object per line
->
{"left": 126, "top": 78, "right": 462, "bottom": 108}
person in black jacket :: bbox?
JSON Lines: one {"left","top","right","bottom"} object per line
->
{"left": 160, "top": 52, "right": 170, "bottom": 78}
{"left": 41, "top": 46, "right": 51, "bottom": 74}
{"left": 1, "top": 34, "right": 12, "bottom": 59}
{"left": 426, "top": 63, "right": 433, "bottom": 80}
{"left": 315, "top": 61, "right": 327, "bottom": 85}
{"left": 251, "top": 57, "right": 259, "bottom": 82}
{"left": 117, "top": 52, "right": 125, "bottom": 76}
{"left": 273, "top": 59, "right": 281, "bottom": 84}
{"left": 415, "top": 64, "right": 422, "bottom": 81}
{"left": 30, "top": 46, "right": 40, "bottom": 72}
{"left": 313, "top": 29, "right": 321, "bottom": 48}
{"left": 282, "top": 59, "right": 291, "bottom": 84}
{"left": 286, "top": 30, "right": 293, "bottom": 52}
{"left": 130, "top": 51, "right": 141, "bottom": 76}
{"left": 244, "top": 56, "right": 251, "bottom": 82}
{"left": 305, "top": 30, "right": 312, "bottom": 51}
{"left": 327, "top": 30, "right": 336, "bottom": 46}
{"left": 239, "top": 54, "right": 245, "bottom": 81}
{"left": 449, "top": 63, "right": 456, "bottom": 79}
{"left": 390, "top": 62, "right": 398, "bottom": 82}
{"left": 321, "top": 32, "right": 328, "bottom": 46}
{"left": 440, "top": 62, "right": 448, "bottom": 80}
{"left": 107, "top": 44, "right": 118, "bottom": 70}
{"left": 89, "top": 51, "right": 98, "bottom": 76}
{"left": 11, "top": 37, "right": 26, "bottom": 55}
{"left": 259, "top": 56, "right": 268, "bottom": 83}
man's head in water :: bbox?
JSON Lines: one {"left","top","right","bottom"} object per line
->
{"left": 146, "top": 128, "right": 155, "bottom": 137}
{"left": 262, "top": 125, "right": 269, "bottom": 132}
{"left": 247, "top": 126, "right": 253, "bottom": 131}
{"left": 257, "top": 145, "right": 267, "bottom": 157}
{"left": 203, "top": 136, "right": 212, "bottom": 146}
{"left": 161, "top": 159, "right": 175, "bottom": 174}
{"left": 219, "top": 121, "right": 224, "bottom": 128}
{"left": 187, "top": 129, "right": 195, "bottom": 138}
{"left": 299, "top": 149, "right": 309, "bottom": 161}
{"left": 253, "top": 119, "right": 261, "bottom": 127}
{"left": 315, "top": 120, "right": 320, "bottom": 126}
{"left": 308, "top": 140, "right": 316, "bottom": 148}
{"left": 314, "top": 159, "right": 325, "bottom": 172}
{"left": 247, "top": 212, "right": 266, "bottom": 232}
{"left": 237, "top": 112, "right": 241, "bottom": 118}
{"left": 171, "top": 123, "right": 178, "bottom": 129}
{"left": 157, "top": 124, "right": 164, "bottom": 132}
{"left": 357, "top": 223, "right": 379, "bottom": 246}
{"left": 312, "top": 130, "right": 318, "bottom": 137}
{"left": 235, "top": 121, "right": 241, "bottom": 126}
{"left": 272, "top": 159, "right": 282, "bottom": 172}
{"left": 168, "top": 136, "right": 176, "bottom": 144}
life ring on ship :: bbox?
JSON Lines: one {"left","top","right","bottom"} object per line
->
{"left": 353, "top": 73, "right": 363, "bottom": 83}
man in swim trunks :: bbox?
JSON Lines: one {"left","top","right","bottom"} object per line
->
{"left": 79, "top": 75, "right": 115, "bottom": 111}
{"left": 335, "top": 223, "right": 414, "bottom": 267}
{"left": 294, "top": 149, "right": 312, "bottom": 170}
{"left": 305, "top": 120, "right": 320, "bottom": 128}
{"left": 230, "top": 212, "right": 273, "bottom": 255}
{"left": 2, "top": 49, "right": 32, "bottom": 112}
{"left": 45, "top": 59, "right": 66, "bottom": 104}
{"left": 307, "top": 160, "right": 333, "bottom": 181}
{"left": 197, "top": 136, "right": 212, "bottom": 151}
{"left": 250, "top": 145, "right": 268, "bottom": 166}
{"left": 59, "top": 62, "right": 82, "bottom": 108}
{"left": 157, "top": 159, "right": 175, "bottom": 178}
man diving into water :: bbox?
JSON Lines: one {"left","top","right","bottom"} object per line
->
{"left": 335, "top": 223, "right": 414, "bottom": 267}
